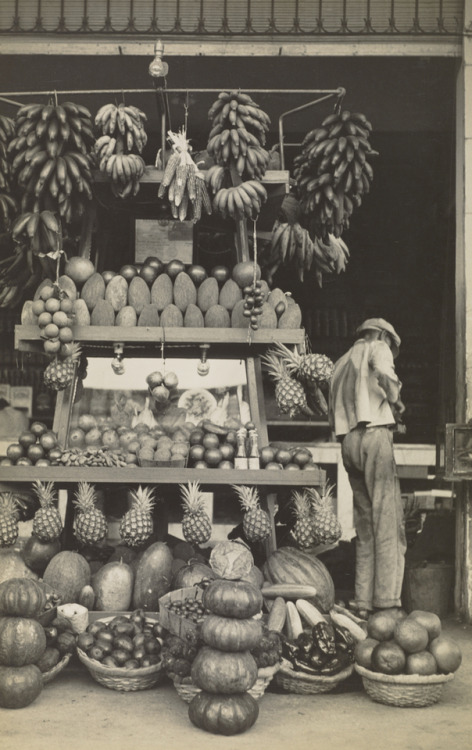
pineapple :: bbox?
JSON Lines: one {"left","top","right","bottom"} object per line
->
{"left": 232, "top": 484, "right": 271, "bottom": 542}
{"left": 308, "top": 483, "right": 342, "bottom": 545}
{"left": 290, "top": 490, "right": 317, "bottom": 549}
{"left": 73, "top": 482, "right": 108, "bottom": 545}
{"left": 180, "top": 481, "right": 212, "bottom": 545}
{"left": 32, "top": 481, "right": 63, "bottom": 542}
{"left": 119, "top": 485, "right": 155, "bottom": 547}
{"left": 270, "top": 340, "right": 334, "bottom": 386}
{"left": 43, "top": 342, "right": 82, "bottom": 391}
{"left": 0, "top": 493, "right": 20, "bottom": 547}
{"left": 261, "top": 351, "right": 313, "bottom": 418}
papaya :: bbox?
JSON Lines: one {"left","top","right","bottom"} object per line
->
{"left": 160, "top": 304, "right": 184, "bottom": 327}
{"left": 115, "top": 305, "right": 138, "bottom": 327}
{"left": 58, "top": 274, "right": 78, "bottom": 301}
{"left": 257, "top": 302, "right": 277, "bottom": 329}
{"left": 278, "top": 302, "right": 302, "bottom": 329}
{"left": 267, "top": 288, "right": 287, "bottom": 309}
{"left": 173, "top": 272, "right": 197, "bottom": 312}
{"left": 80, "top": 272, "right": 105, "bottom": 312}
{"left": 128, "top": 276, "right": 151, "bottom": 315}
{"left": 231, "top": 299, "right": 248, "bottom": 328}
{"left": 138, "top": 304, "right": 160, "bottom": 327}
{"left": 184, "top": 304, "right": 204, "bottom": 328}
{"left": 105, "top": 275, "right": 128, "bottom": 312}
{"left": 219, "top": 279, "right": 242, "bottom": 311}
{"left": 132, "top": 542, "right": 173, "bottom": 610}
{"left": 72, "top": 298, "right": 91, "bottom": 326}
{"left": 90, "top": 299, "right": 115, "bottom": 326}
{"left": 197, "top": 277, "right": 219, "bottom": 312}
{"left": 92, "top": 561, "right": 134, "bottom": 611}
{"left": 205, "top": 304, "right": 230, "bottom": 328}
{"left": 151, "top": 273, "right": 173, "bottom": 311}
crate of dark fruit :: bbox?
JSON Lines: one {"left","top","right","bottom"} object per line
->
{"left": 75, "top": 610, "right": 164, "bottom": 691}
{"left": 158, "top": 586, "right": 209, "bottom": 640}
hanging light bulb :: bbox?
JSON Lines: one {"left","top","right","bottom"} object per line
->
{"left": 111, "top": 343, "right": 125, "bottom": 375}
{"left": 149, "top": 40, "right": 169, "bottom": 78}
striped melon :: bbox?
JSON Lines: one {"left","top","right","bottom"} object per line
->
{"left": 262, "top": 546, "right": 335, "bottom": 613}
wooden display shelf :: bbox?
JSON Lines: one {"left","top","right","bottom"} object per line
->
{"left": 0, "top": 465, "right": 325, "bottom": 486}
{"left": 92, "top": 167, "right": 290, "bottom": 187}
{"left": 15, "top": 325, "right": 305, "bottom": 352}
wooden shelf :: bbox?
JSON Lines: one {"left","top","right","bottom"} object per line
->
{"left": 0, "top": 465, "right": 325, "bottom": 487}
{"left": 92, "top": 167, "right": 290, "bottom": 187}
{"left": 15, "top": 325, "right": 305, "bottom": 352}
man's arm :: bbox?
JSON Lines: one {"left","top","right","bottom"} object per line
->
{"left": 369, "top": 340, "right": 402, "bottom": 405}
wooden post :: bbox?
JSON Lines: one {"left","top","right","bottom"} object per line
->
{"left": 455, "top": 9, "right": 472, "bottom": 622}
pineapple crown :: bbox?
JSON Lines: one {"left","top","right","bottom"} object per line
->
{"left": 33, "top": 480, "right": 57, "bottom": 508}
{"left": 0, "top": 492, "right": 20, "bottom": 518}
{"left": 291, "top": 489, "right": 312, "bottom": 517}
{"left": 180, "top": 481, "right": 206, "bottom": 513}
{"left": 129, "top": 485, "right": 156, "bottom": 512}
{"left": 63, "top": 342, "right": 82, "bottom": 363}
{"left": 261, "top": 350, "right": 294, "bottom": 382}
{"left": 232, "top": 484, "right": 261, "bottom": 511}
{"left": 73, "top": 481, "right": 97, "bottom": 512}
{"left": 308, "top": 482, "right": 335, "bottom": 509}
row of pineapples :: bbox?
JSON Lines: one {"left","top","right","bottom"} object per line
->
{"left": 261, "top": 340, "right": 334, "bottom": 418}
{"left": 0, "top": 479, "right": 341, "bottom": 552}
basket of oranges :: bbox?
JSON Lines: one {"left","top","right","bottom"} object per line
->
{"left": 354, "top": 608, "right": 461, "bottom": 707}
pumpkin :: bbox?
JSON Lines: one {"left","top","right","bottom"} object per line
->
{"left": 201, "top": 615, "right": 262, "bottom": 652}
{"left": 132, "top": 542, "right": 173, "bottom": 610}
{"left": 0, "top": 664, "right": 43, "bottom": 708}
{"left": 43, "top": 551, "right": 91, "bottom": 604}
{"left": 191, "top": 646, "right": 258, "bottom": 694}
{"left": 172, "top": 560, "right": 217, "bottom": 590}
{"left": 203, "top": 579, "right": 263, "bottom": 619}
{"left": 20, "top": 535, "right": 61, "bottom": 575}
{"left": 0, "top": 616, "right": 47, "bottom": 666}
{"left": 263, "top": 546, "right": 335, "bottom": 613}
{"left": 0, "top": 577, "right": 47, "bottom": 618}
{"left": 188, "top": 690, "right": 259, "bottom": 735}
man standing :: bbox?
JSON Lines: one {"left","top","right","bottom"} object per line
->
{"left": 328, "top": 318, "right": 407, "bottom": 618}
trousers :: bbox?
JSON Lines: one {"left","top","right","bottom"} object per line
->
{"left": 341, "top": 425, "right": 407, "bottom": 610}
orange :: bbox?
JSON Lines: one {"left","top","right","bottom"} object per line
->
{"left": 394, "top": 618, "right": 429, "bottom": 654}
{"left": 32, "top": 299, "right": 45, "bottom": 316}
{"left": 30, "top": 421, "right": 48, "bottom": 437}
{"left": 68, "top": 427, "right": 85, "bottom": 448}
{"left": 6, "top": 443, "right": 25, "bottom": 461}
{"left": 84, "top": 428, "right": 101, "bottom": 446}
{"left": 405, "top": 650, "right": 438, "bottom": 676}
{"left": 78, "top": 414, "right": 97, "bottom": 432}
{"left": 27, "top": 443, "right": 45, "bottom": 463}
{"left": 354, "top": 637, "right": 380, "bottom": 670}
{"left": 407, "top": 610, "right": 441, "bottom": 640}
{"left": 40, "top": 431, "right": 58, "bottom": 452}
{"left": 429, "top": 636, "right": 462, "bottom": 673}
{"left": 64, "top": 257, "right": 95, "bottom": 285}
{"left": 43, "top": 339, "right": 61, "bottom": 355}
{"left": 367, "top": 610, "right": 398, "bottom": 641}
{"left": 18, "top": 431, "right": 37, "bottom": 449}
{"left": 44, "top": 297, "right": 61, "bottom": 314}
{"left": 371, "top": 640, "right": 406, "bottom": 675}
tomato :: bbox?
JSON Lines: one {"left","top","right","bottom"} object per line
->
{"left": 204, "top": 448, "right": 223, "bottom": 467}
{"left": 165, "top": 259, "right": 185, "bottom": 279}
{"left": 27, "top": 444, "right": 45, "bottom": 463}
{"left": 202, "top": 433, "right": 220, "bottom": 450}
{"left": 120, "top": 264, "right": 138, "bottom": 281}
{"left": 30, "top": 422, "right": 48, "bottom": 438}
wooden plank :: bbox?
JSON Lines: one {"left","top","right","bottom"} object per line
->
{"left": 93, "top": 168, "right": 289, "bottom": 187}
{"left": 15, "top": 325, "right": 305, "bottom": 347}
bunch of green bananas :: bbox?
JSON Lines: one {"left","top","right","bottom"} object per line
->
{"left": 207, "top": 90, "right": 270, "bottom": 180}
{"left": 94, "top": 103, "right": 147, "bottom": 199}
{"left": 294, "top": 109, "right": 378, "bottom": 240}
{"left": 210, "top": 177, "right": 267, "bottom": 222}
{"left": 0, "top": 115, "right": 18, "bottom": 230}
{"left": 8, "top": 100, "right": 94, "bottom": 223}
{"left": 157, "top": 129, "right": 212, "bottom": 222}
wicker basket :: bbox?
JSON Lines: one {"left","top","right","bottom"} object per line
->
{"left": 274, "top": 658, "right": 354, "bottom": 695}
{"left": 158, "top": 587, "right": 205, "bottom": 640}
{"left": 76, "top": 615, "right": 163, "bottom": 691}
{"left": 173, "top": 663, "right": 281, "bottom": 703}
{"left": 42, "top": 653, "right": 71, "bottom": 685}
{"left": 355, "top": 664, "right": 455, "bottom": 707}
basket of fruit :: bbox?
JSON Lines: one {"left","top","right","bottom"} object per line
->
{"left": 353, "top": 608, "right": 462, "bottom": 707}
{"left": 76, "top": 611, "right": 164, "bottom": 691}
{"left": 42, "top": 652, "right": 72, "bottom": 685}
{"left": 158, "top": 587, "right": 208, "bottom": 640}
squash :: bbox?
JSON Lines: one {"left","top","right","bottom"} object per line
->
{"left": 132, "top": 542, "right": 173, "bottom": 611}
{"left": 20, "top": 535, "right": 61, "bottom": 575}
{"left": 201, "top": 615, "right": 263, "bottom": 652}
{"left": 92, "top": 561, "right": 134, "bottom": 611}
{"left": 0, "top": 578, "right": 46, "bottom": 618}
{"left": 203, "top": 579, "right": 263, "bottom": 620}
{"left": 43, "top": 551, "right": 91, "bottom": 604}
{"left": 0, "top": 616, "right": 47, "bottom": 666}
{"left": 188, "top": 691, "right": 259, "bottom": 735}
{"left": 191, "top": 646, "right": 258, "bottom": 694}
{"left": 0, "top": 664, "right": 43, "bottom": 708}
{"left": 172, "top": 560, "right": 217, "bottom": 590}
{"left": 263, "top": 546, "right": 335, "bottom": 613}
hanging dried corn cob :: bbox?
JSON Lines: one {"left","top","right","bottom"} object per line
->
{"left": 158, "top": 129, "right": 212, "bottom": 222}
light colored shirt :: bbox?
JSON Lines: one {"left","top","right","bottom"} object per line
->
{"left": 328, "top": 338, "right": 402, "bottom": 438}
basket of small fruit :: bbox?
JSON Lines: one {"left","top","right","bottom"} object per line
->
{"left": 38, "top": 608, "right": 79, "bottom": 684}
{"left": 354, "top": 608, "right": 462, "bottom": 707}
{"left": 158, "top": 586, "right": 208, "bottom": 640}
{"left": 76, "top": 611, "right": 164, "bottom": 691}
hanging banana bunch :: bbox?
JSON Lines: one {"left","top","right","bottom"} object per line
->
{"left": 94, "top": 102, "right": 147, "bottom": 199}
{"left": 157, "top": 128, "right": 212, "bottom": 222}
{"left": 0, "top": 115, "right": 18, "bottom": 231}
{"left": 205, "top": 90, "right": 270, "bottom": 222}
{"left": 8, "top": 100, "right": 94, "bottom": 224}
{"left": 294, "top": 108, "right": 378, "bottom": 241}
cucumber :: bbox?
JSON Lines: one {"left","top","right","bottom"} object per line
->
{"left": 266, "top": 596, "right": 287, "bottom": 633}
{"left": 261, "top": 583, "right": 319, "bottom": 600}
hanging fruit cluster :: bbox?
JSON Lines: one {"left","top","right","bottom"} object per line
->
{"left": 294, "top": 109, "right": 378, "bottom": 240}
{"left": 94, "top": 102, "right": 147, "bottom": 199}
{"left": 289, "top": 484, "right": 342, "bottom": 550}
{"left": 158, "top": 129, "right": 212, "bottom": 222}
{"left": 205, "top": 90, "right": 269, "bottom": 222}
{"left": 0, "top": 115, "right": 18, "bottom": 230}
{"left": 8, "top": 100, "right": 95, "bottom": 221}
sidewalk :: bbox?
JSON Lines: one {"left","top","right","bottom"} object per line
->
{"left": 2, "top": 617, "right": 471, "bottom": 750}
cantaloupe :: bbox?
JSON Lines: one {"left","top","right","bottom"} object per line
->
{"left": 138, "top": 304, "right": 160, "bottom": 327}
{"left": 105, "top": 275, "right": 128, "bottom": 312}
{"left": 115, "top": 306, "right": 138, "bottom": 327}
{"left": 151, "top": 274, "right": 173, "bottom": 311}
{"left": 43, "top": 551, "right": 91, "bottom": 604}
{"left": 173, "top": 272, "right": 197, "bottom": 312}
